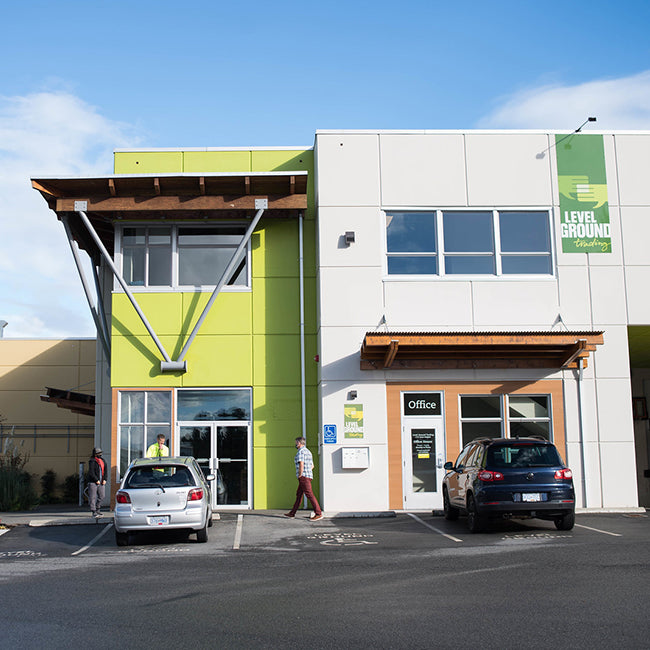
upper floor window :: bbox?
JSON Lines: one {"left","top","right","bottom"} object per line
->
{"left": 386, "top": 210, "right": 552, "bottom": 277}
{"left": 119, "top": 223, "right": 249, "bottom": 289}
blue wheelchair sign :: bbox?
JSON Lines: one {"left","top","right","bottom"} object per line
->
{"left": 323, "top": 424, "right": 337, "bottom": 444}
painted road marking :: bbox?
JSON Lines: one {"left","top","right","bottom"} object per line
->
{"left": 0, "top": 528, "right": 10, "bottom": 538}
{"left": 407, "top": 513, "right": 463, "bottom": 543}
{"left": 575, "top": 523, "right": 622, "bottom": 537}
{"left": 307, "top": 532, "right": 378, "bottom": 546}
{"left": 71, "top": 523, "right": 113, "bottom": 556}
{"left": 233, "top": 514, "right": 243, "bottom": 550}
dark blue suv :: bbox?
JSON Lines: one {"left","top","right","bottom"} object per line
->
{"left": 442, "top": 437, "right": 575, "bottom": 533}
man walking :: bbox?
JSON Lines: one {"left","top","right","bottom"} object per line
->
{"left": 285, "top": 436, "right": 323, "bottom": 520}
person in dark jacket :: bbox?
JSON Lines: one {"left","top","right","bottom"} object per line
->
{"left": 88, "top": 447, "right": 107, "bottom": 518}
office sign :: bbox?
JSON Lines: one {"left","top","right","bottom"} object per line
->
{"left": 403, "top": 392, "right": 442, "bottom": 416}
{"left": 556, "top": 134, "right": 611, "bottom": 253}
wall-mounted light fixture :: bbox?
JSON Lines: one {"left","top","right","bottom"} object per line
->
{"left": 344, "top": 231, "right": 355, "bottom": 246}
{"left": 347, "top": 390, "right": 358, "bottom": 400}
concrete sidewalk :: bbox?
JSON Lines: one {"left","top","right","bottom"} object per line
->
{"left": 0, "top": 504, "right": 114, "bottom": 527}
{"left": 0, "top": 504, "right": 398, "bottom": 527}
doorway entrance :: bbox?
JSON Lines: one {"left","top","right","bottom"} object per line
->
{"left": 178, "top": 423, "right": 250, "bottom": 509}
{"left": 175, "top": 388, "right": 252, "bottom": 509}
{"left": 401, "top": 392, "right": 446, "bottom": 510}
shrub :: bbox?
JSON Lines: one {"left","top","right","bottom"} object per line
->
{"left": 0, "top": 434, "right": 38, "bottom": 511}
{"left": 40, "top": 469, "right": 60, "bottom": 504}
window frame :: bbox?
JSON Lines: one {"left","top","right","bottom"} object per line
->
{"left": 458, "top": 393, "right": 553, "bottom": 447}
{"left": 384, "top": 208, "right": 555, "bottom": 279}
{"left": 115, "top": 222, "right": 252, "bottom": 292}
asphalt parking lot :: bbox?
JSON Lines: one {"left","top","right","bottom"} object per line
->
{"left": 1, "top": 510, "right": 647, "bottom": 563}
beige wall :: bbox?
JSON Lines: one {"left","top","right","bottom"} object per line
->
{"left": 0, "top": 339, "right": 95, "bottom": 495}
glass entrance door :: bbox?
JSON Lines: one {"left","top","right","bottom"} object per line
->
{"left": 402, "top": 417, "right": 446, "bottom": 510}
{"left": 178, "top": 422, "right": 250, "bottom": 509}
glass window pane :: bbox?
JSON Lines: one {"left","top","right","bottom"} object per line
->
{"left": 178, "top": 389, "right": 251, "bottom": 421}
{"left": 461, "top": 396, "right": 501, "bottom": 418}
{"left": 178, "top": 226, "right": 245, "bottom": 245}
{"left": 445, "top": 255, "right": 494, "bottom": 274}
{"left": 509, "top": 396, "right": 549, "bottom": 419}
{"left": 387, "top": 256, "right": 437, "bottom": 275}
{"left": 443, "top": 212, "right": 493, "bottom": 252}
{"left": 148, "top": 246, "right": 172, "bottom": 285}
{"left": 508, "top": 421, "right": 551, "bottom": 440}
{"left": 120, "top": 425, "right": 143, "bottom": 476}
{"left": 500, "top": 212, "right": 550, "bottom": 252}
{"left": 123, "top": 248, "right": 145, "bottom": 286}
{"left": 146, "top": 426, "right": 170, "bottom": 451}
{"left": 147, "top": 392, "right": 171, "bottom": 422}
{"left": 386, "top": 212, "right": 436, "bottom": 253}
{"left": 501, "top": 255, "right": 552, "bottom": 275}
{"left": 217, "top": 426, "right": 248, "bottom": 459}
{"left": 122, "top": 228, "right": 145, "bottom": 245}
{"left": 121, "top": 392, "right": 144, "bottom": 423}
{"left": 179, "top": 247, "right": 237, "bottom": 286}
{"left": 462, "top": 422, "right": 502, "bottom": 445}
{"left": 149, "top": 227, "right": 171, "bottom": 244}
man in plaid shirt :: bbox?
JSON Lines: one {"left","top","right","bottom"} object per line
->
{"left": 284, "top": 436, "right": 323, "bottom": 520}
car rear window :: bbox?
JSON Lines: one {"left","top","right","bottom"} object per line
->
{"left": 125, "top": 465, "right": 196, "bottom": 488}
{"left": 486, "top": 444, "right": 561, "bottom": 469}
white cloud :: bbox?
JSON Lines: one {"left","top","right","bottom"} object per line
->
{"left": 477, "top": 71, "right": 650, "bottom": 130}
{"left": 0, "top": 91, "right": 141, "bottom": 338}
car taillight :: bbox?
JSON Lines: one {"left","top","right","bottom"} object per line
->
{"left": 187, "top": 488, "right": 204, "bottom": 501}
{"left": 116, "top": 491, "right": 131, "bottom": 504}
{"left": 478, "top": 470, "right": 504, "bottom": 482}
{"left": 554, "top": 469, "right": 573, "bottom": 480}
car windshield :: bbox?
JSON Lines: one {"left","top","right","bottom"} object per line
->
{"left": 487, "top": 444, "right": 561, "bottom": 468}
{"left": 125, "top": 465, "right": 196, "bottom": 488}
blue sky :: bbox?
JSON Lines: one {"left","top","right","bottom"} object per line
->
{"left": 1, "top": 0, "right": 650, "bottom": 337}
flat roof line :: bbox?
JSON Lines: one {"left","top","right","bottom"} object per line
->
{"left": 114, "top": 146, "right": 314, "bottom": 152}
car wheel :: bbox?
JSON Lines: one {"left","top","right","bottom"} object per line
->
{"left": 443, "top": 488, "right": 459, "bottom": 521}
{"left": 467, "top": 495, "right": 485, "bottom": 533}
{"left": 196, "top": 518, "right": 209, "bottom": 543}
{"left": 554, "top": 511, "right": 575, "bottom": 531}
{"left": 115, "top": 531, "right": 129, "bottom": 546}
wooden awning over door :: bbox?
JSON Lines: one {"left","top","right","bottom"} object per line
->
{"left": 360, "top": 331, "right": 604, "bottom": 370}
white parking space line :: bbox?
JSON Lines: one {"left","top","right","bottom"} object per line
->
{"left": 233, "top": 514, "right": 243, "bottom": 550}
{"left": 575, "top": 523, "right": 622, "bottom": 537}
{"left": 407, "top": 513, "right": 463, "bottom": 543}
{"left": 71, "top": 523, "right": 113, "bottom": 556}
{"left": 0, "top": 529, "right": 10, "bottom": 538}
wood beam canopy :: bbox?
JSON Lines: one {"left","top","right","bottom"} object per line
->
{"left": 360, "top": 331, "right": 604, "bottom": 370}
{"left": 40, "top": 386, "right": 95, "bottom": 417}
{"left": 31, "top": 171, "right": 308, "bottom": 256}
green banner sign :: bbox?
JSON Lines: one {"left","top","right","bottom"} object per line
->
{"left": 556, "top": 134, "right": 611, "bottom": 253}
{"left": 344, "top": 403, "right": 364, "bottom": 439}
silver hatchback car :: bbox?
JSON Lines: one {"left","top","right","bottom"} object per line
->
{"left": 114, "top": 456, "right": 214, "bottom": 546}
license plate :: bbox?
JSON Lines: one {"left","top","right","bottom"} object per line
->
{"left": 522, "top": 493, "right": 542, "bottom": 502}
{"left": 147, "top": 515, "right": 170, "bottom": 526}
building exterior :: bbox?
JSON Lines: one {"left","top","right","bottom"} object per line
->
{"left": 33, "top": 148, "right": 317, "bottom": 509}
{"left": 315, "top": 129, "right": 649, "bottom": 512}
{"left": 32, "top": 128, "right": 650, "bottom": 512}
{"left": 0, "top": 338, "right": 95, "bottom": 490}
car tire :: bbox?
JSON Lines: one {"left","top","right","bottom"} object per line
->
{"left": 196, "top": 518, "right": 209, "bottom": 543}
{"left": 443, "top": 488, "right": 459, "bottom": 521}
{"left": 208, "top": 508, "right": 213, "bottom": 528}
{"left": 115, "top": 531, "right": 129, "bottom": 546}
{"left": 467, "top": 495, "right": 486, "bottom": 533}
{"left": 554, "top": 511, "right": 575, "bottom": 531}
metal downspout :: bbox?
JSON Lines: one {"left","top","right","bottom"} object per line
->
{"left": 299, "top": 213, "right": 306, "bottom": 439}
{"left": 61, "top": 215, "right": 111, "bottom": 361}
{"left": 174, "top": 206, "right": 266, "bottom": 366}
{"left": 76, "top": 210, "right": 173, "bottom": 364}
{"left": 576, "top": 358, "right": 588, "bottom": 507}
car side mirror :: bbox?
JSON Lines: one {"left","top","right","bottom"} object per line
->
{"left": 444, "top": 461, "right": 454, "bottom": 471}
{"left": 206, "top": 474, "right": 215, "bottom": 481}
